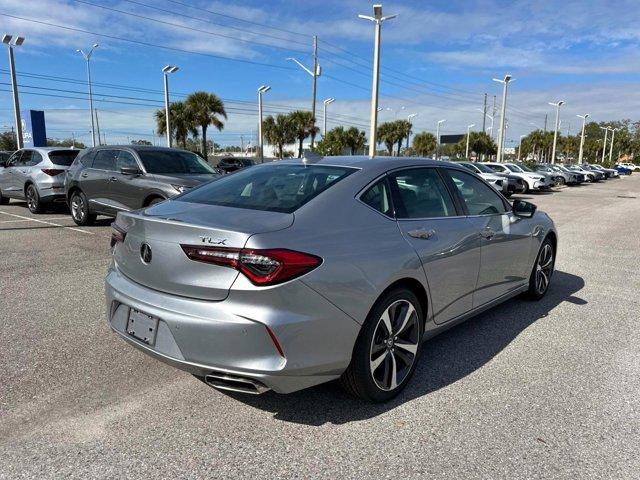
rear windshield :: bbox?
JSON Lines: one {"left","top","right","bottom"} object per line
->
{"left": 48, "top": 150, "right": 80, "bottom": 166}
{"left": 138, "top": 150, "right": 217, "bottom": 174}
{"left": 177, "top": 163, "right": 356, "bottom": 213}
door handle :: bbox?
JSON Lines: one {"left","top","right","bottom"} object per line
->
{"left": 109, "top": 176, "right": 118, "bottom": 182}
{"left": 408, "top": 228, "right": 435, "bottom": 240}
{"left": 480, "top": 228, "right": 495, "bottom": 239}
{"left": 81, "top": 173, "right": 89, "bottom": 178}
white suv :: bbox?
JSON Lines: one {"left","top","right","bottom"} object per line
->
{"left": 482, "top": 162, "right": 549, "bottom": 192}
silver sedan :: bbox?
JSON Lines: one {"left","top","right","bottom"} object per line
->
{"left": 106, "top": 156, "right": 557, "bottom": 402}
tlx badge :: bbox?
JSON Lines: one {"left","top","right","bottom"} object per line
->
{"left": 200, "top": 236, "right": 227, "bottom": 245}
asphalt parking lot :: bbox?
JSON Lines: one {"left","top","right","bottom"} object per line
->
{"left": 1, "top": 177, "right": 639, "bottom": 479}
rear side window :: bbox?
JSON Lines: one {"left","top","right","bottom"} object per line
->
{"left": 115, "top": 151, "right": 139, "bottom": 170}
{"left": 361, "top": 179, "right": 392, "bottom": 217}
{"left": 48, "top": 150, "right": 79, "bottom": 166}
{"left": 178, "top": 164, "right": 356, "bottom": 213}
{"left": 93, "top": 150, "right": 117, "bottom": 171}
{"left": 389, "top": 168, "right": 457, "bottom": 219}
{"left": 79, "top": 150, "right": 95, "bottom": 167}
{"left": 138, "top": 150, "right": 215, "bottom": 174}
{"left": 447, "top": 169, "right": 508, "bottom": 216}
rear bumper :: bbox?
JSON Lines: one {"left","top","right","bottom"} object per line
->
{"left": 105, "top": 267, "right": 361, "bottom": 394}
{"left": 36, "top": 178, "right": 66, "bottom": 202}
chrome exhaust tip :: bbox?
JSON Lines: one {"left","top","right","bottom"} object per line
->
{"left": 204, "top": 371, "right": 270, "bottom": 395}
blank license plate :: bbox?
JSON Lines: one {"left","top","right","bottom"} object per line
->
{"left": 126, "top": 309, "right": 159, "bottom": 345}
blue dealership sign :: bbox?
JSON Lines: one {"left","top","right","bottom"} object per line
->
{"left": 21, "top": 110, "right": 47, "bottom": 147}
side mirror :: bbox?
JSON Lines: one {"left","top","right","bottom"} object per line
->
{"left": 120, "top": 166, "right": 142, "bottom": 175}
{"left": 513, "top": 199, "right": 537, "bottom": 218}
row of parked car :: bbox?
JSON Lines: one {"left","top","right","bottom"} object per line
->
{"left": 456, "top": 160, "right": 633, "bottom": 197}
{"left": 0, "top": 145, "right": 635, "bottom": 225}
{"left": 0, "top": 146, "right": 261, "bottom": 224}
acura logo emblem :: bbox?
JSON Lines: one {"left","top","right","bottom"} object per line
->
{"left": 140, "top": 243, "right": 152, "bottom": 264}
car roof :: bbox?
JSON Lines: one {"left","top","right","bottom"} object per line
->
{"left": 87, "top": 145, "right": 193, "bottom": 153}
{"left": 277, "top": 155, "right": 452, "bottom": 172}
{"left": 22, "top": 147, "right": 79, "bottom": 153}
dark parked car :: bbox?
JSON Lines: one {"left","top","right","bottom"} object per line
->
{"left": 216, "top": 156, "right": 255, "bottom": 174}
{"left": 64, "top": 146, "right": 219, "bottom": 225}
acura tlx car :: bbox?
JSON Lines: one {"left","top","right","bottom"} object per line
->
{"left": 106, "top": 156, "right": 557, "bottom": 402}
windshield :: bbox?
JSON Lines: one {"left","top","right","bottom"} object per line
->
{"left": 472, "top": 162, "right": 496, "bottom": 174}
{"left": 48, "top": 150, "right": 80, "bottom": 166}
{"left": 177, "top": 163, "right": 356, "bottom": 213}
{"left": 505, "top": 164, "right": 523, "bottom": 173}
{"left": 458, "top": 163, "right": 481, "bottom": 174}
{"left": 517, "top": 164, "right": 534, "bottom": 172}
{"left": 139, "top": 150, "right": 217, "bottom": 175}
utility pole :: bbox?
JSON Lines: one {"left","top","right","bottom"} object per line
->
{"left": 493, "top": 74, "right": 512, "bottom": 163}
{"left": 608, "top": 128, "right": 617, "bottom": 163}
{"left": 162, "top": 65, "right": 179, "bottom": 148}
{"left": 482, "top": 93, "right": 487, "bottom": 133}
{"left": 577, "top": 114, "right": 589, "bottom": 164}
{"left": 548, "top": 100, "right": 564, "bottom": 164}
{"left": 600, "top": 126, "right": 609, "bottom": 163}
{"left": 465, "top": 124, "right": 475, "bottom": 159}
{"left": 95, "top": 109, "right": 101, "bottom": 146}
{"left": 3, "top": 35, "right": 25, "bottom": 149}
{"left": 359, "top": 4, "right": 397, "bottom": 157}
{"left": 543, "top": 114, "right": 548, "bottom": 132}
{"left": 257, "top": 85, "right": 270, "bottom": 162}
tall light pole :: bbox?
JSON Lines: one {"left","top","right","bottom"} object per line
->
{"left": 492, "top": 74, "right": 512, "bottom": 163}
{"left": 323, "top": 97, "right": 335, "bottom": 136}
{"left": 608, "top": 128, "right": 617, "bottom": 163}
{"left": 517, "top": 134, "right": 526, "bottom": 161}
{"left": 257, "top": 85, "right": 271, "bottom": 162}
{"left": 286, "top": 36, "right": 321, "bottom": 148}
{"left": 465, "top": 124, "right": 475, "bottom": 159}
{"left": 77, "top": 44, "right": 99, "bottom": 148}
{"left": 3, "top": 35, "right": 25, "bottom": 149}
{"left": 435, "top": 119, "right": 446, "bottom": 160}
{"left": 548, "top": 101, "right": 564, "bottom": 164}
{"left": 359, "top": 4, "right": 397, "bottom": 157}
{"left": 406, "top": 113, "right": 417, "bottom": 149}
{"left": 161, "top": 65, "right": 179, "bottom": 148}
{"left": 576, "top": 114, "right": 589, "bottom": 164}
{"left": 599, "top": 126, "right": 609, "bottom": 163}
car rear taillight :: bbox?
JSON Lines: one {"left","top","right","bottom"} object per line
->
{"left": 110, "top": 223, "right": 127, "bottom": 248}
{"left": 180, "top": 246, "right": 322, "bottom": 286}
{"left": 41, "top": 168, "right": 65, "bottom": 176}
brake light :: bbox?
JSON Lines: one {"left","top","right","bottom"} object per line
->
{"left": 180, "top": 246, "right": 322, "bottom": 286}
{"left": 110, "top": 223, "right": 127, "bottom": 248}
{"left": 41, "top": 168, "right": 65, "bottom": 176}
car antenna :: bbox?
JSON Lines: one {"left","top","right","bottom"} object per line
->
{"left": 301, "top": 149, "right": 323, "bottom": 164}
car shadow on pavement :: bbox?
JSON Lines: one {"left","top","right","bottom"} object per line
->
{"left": 228, "top": 270, "right": 586, "bottom": 426}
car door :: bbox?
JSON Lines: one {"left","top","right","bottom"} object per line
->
{"left": 10, "top": 150, "right": 36, "bottom": 197}
{"left": 388, "top": 167, "right": 483, "bottom": 324}
{"left": 445, "top": 168, "right": 533, "bottom": 307}
{"left": 108, "top": 149, "right": 146, "bottom": 210}
{"left": 84, "top": 149, "right": 119, "bottom": 214}
{"left": 0, "top": 150, "right": 23, "bottom": 196}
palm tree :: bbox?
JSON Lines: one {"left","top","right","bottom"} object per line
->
{"left": 316, "top": 126, "right": 346, "bottom": 156}
{"left": 263, "top": 114, "right": 296, "bottom": 159}
{"left": 412, "top": 132, "right": 437, "bottom": 157}
{"left": 344, "top": 127, "right": 366, "bottom": 155}
{"left": 377, "top": 122, "right": 398, "bottom": 156}
{"left": 155, "top": 102, "right": 199, "bottom": 148}
{"left": 289, "top": 111, "right": 319, "bottom": 157}
{"left": 395, "top": 120, "right": 412, "bottom": 156}
{"left": 185, "top": 91, "right": 227, "bottom": 157}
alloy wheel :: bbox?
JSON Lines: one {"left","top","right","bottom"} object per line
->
{"left": 369, "top": 299, "right": 420, "bottom": 391}
{"left": 71, "top": 194, "right": 85, "bottom": 222}
{"left": 26, "top": 186, "right": 37, "bottom": 211}
{"left": 535, "top": 243, "right": 554, "bottom": 294}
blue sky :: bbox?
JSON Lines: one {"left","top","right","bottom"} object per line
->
{"left": 1, "top": 0, "right": 639, "bottom": 147}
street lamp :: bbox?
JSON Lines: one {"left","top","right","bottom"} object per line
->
{"left": 359, "top": 4, "right": 397, "bottom": 157}
{"left": 323, "top": 97, "right": 335, "bottom": 136}
{"left": 286, "top": 36, "right": 321, "bottom": 148}
{"left": 161, "top": 65, "right": 179, "bottom": 148}
{"left": 608, "top": 128, "right": 618, "bottom": 163}
{"left": 406, "top": 113, "right": 417, "bottom": 149}
{"left": 599, "top": 126, "right": 609, "bottom": 163}
{"left": 77, "top": 43, "right": 99, "bottom": 148}
{"left": 435, "top": 119, "right": 446, "bottom": 160}
{"left": 465, "top": 124, "right": 475, "bottom": 159}
{"left": 517, "top": 134, "right": 526, "bottom": 161}
{"left": 257, "top": 85, "right": 271, "bottom": 162}
{"left": 492, "top": 74, "right": 512, "bottom": 162}
{"left": 3, "top": 34, "right": 25, "bottom": 149}
{"left": 576, "top": 114, "right": 589, "bottom": 164}
{"left": 548, "top": 101, "right": 564, "bottom": 164}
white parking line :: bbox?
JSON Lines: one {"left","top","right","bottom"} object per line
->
{"left": 0, "top": 217, "right": 70, "bottom": 224}
{"left": 0, "top": 211, "right": 94, "bottom": 235}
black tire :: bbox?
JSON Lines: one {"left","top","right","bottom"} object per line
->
{"left": 70, "top": 190, "right": 96, "bottom": 226}
{"left": 340, "top": 288, "right": 424, "bottom": 402}
{"left": 556, "top": 176, "right": 565, "bottom": 186}
{"left": 25, "top": 184, "right": 44, "bottom": 214}
{"left": 0, "top": 190, "right": 9, "bottom": 205}
{"left": 524, "top": 238, "right": 555, "bottom": 300}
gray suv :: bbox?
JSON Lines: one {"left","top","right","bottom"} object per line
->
{"left": 0, "top": 147, "right": 80, "bottom": 213}
{"left": 65, "top": 145, "right": 219, "bottom": 225}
